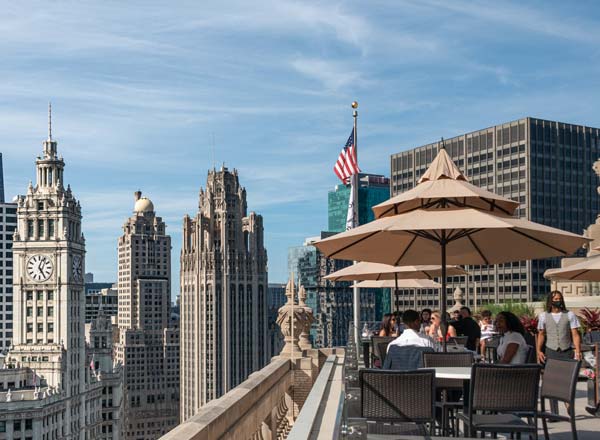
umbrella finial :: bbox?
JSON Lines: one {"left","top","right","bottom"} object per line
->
{"left": 440, "top": 137, "right": 445, "bottom": 150}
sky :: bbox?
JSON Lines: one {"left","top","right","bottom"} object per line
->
{"left": 2, "top": 1, "right": 600, "bottom": 297}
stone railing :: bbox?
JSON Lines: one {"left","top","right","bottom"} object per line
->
{"left": 161, "top": 278, "right": 345, "bottom": 440}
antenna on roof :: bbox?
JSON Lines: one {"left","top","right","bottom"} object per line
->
{"left": 48, "top": 102, "right": 52, "bottom": 140}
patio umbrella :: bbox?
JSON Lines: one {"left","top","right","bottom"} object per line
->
{"left": 544, "top": 254, "right": 600, "bottom": 281}
{"left": 324, "top": 262, "right": 467, "bottom": 281}
{"left": 325, "top": 262, "right": 467, "bottom": 312}
{"left": 315, "top": 149, "right": 590, "bottom": 350}
{"left": 354, "top": 279, "right": 441, "bottom": 310}
{"left": 372, "top": 148, "right": 520, "bottom": 218}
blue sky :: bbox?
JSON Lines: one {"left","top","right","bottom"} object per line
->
{"left": 2, "top": 1, "right": 600, "bottom": 296}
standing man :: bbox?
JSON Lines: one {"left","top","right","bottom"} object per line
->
{"left": 536, "top": 291, "right": 582, "bottom": 363}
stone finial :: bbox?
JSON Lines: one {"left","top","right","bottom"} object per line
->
{"left": 297, "top": 285, "right": 314, "bottom": 351}
{"left": 276, "top": 278, "right": 304, "bottom": 358}
{"left": 448, "top": 287, "right": 464, "bottom": 313}
{"left": 6, "top": 389, "right": 11, "bottom": 402}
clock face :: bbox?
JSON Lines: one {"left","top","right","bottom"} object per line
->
{"left": 72, "top": 255, "right": 83, "bottom": 282}
{"left": 27, "top": 255, "right": 53, "bottom": 282}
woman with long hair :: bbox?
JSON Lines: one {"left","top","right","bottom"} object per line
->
{"left": 536, "top": 290, "right": 582, "bottom": 362}
{"left": 495, "top": 311, "right": 528, "bottom": 364}
{"left": 427, "top": 311, "right": 457, "bottom": 342}
{"left": 379, "top": 313, "right": 397, "bottom": 337}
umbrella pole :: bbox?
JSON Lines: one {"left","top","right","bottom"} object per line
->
{"left": 394, "top": 273, "right": 399, "bottom": 313}
{"left": 441, "top": 239, "right": 448, "bottom": 352}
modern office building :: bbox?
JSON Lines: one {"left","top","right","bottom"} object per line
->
{"left": 328, "top": 173, "right": 390, "bottom": 232}
{"left": 288, "top": 233, "right": 380, "bottom": 348}
{"left": 180, "top": 167, "right": 268, "bottom": 421}
{"left": 114, "top": 191, "right": 179, "bottom": 439}
{"left": 85, "top": 286, "right": 118, "bottom": 323}
{"left": 0, "top": 154, "right": 17, "bottom": 353}
{"left": 267, "top": 283, "right": 285, "bottom": 358}
{"left": 390, "top": 117, "right": 600, "bottom": 304}
{"left": 1, "top": 116, "right": 105, "bottom": 439}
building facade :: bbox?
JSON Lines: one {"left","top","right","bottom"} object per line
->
{"left": 114, "top": 191, "right": 179, "bottom": 439}
{"left": 0, "top": 153, "right": 17, "bottom": 353}
{"left": 85, "top": 286, "right": 118, "bottom": 323}
{"left": 288, "top": 234, "right": 379, "bottom": 348}
{"left": 390, "top": 117, "right": 600, "bottom": 304}
{"left": 1, "top": 119, "right": 104, "bottom": 439}
{"left": 180, "top": 167, "right": 268, "bottom": 421}
{"left": 267, "top": 283, "right": 285, "bottom": 358}
{"left": 327, "top": 173, "right": 390, "bottom": 232}
{"left": 85, "top": 314, "right": 123, "bottom": 440}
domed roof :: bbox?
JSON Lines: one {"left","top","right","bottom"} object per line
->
{"left": 134, "top": 197, "right": 154, "bottom": 213}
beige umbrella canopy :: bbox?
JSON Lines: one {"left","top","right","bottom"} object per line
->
{"left": 353, "top": 279, "right": 441, "bottom": 289}
{"left": 315, "top": 147, "right": 589, "bottom": 350}
{"left": 324, "top": 262, "right": 467, "bottom": 281}
{"left": 316, "top": 207, "right": 588, "bottom": 266}
{"left": 372, "top": 148, "right": 519, "bottom": 218}
{"left": 544, "top": 254, "right": 600, "bottom": 281}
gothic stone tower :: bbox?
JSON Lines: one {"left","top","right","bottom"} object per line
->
{"left": 180, "top": 167, "right": 268, "bottom": 421}
{"left": 9, "top": 109, "right": 96, "bottom": 438}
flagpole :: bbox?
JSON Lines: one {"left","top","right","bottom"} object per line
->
{"left": 351, "top": 101, "right": 360, "bottom": 353}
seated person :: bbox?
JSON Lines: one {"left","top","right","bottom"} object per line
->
{"left": 378, "top": 313, "right": 397, "bottom": 337}
{"left": 384, "top": 309, "right": 434, "bottom": 370}
{"left": 427, "top": 311, "right": 457, "bottom": 342}
{"left": 496, "top": 311, "right": 529, "bottom": 364}
{"left": 457, "top": 306, "right": 481, "bottom": 352}
{"left": 479, "top": 309, "right": 496, "bottom": 353}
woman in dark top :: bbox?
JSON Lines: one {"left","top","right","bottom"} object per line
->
{"left": 379, "top": 313, "right": 397, "bottom": 337}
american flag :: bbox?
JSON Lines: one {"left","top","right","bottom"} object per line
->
{"left": 334, "top": 128, "right": 360, "bottom": 184}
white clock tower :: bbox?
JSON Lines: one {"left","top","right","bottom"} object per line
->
{"left": 9, "top": 106, "right": 90, "bottom": 437}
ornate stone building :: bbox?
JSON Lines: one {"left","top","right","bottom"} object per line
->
{"left": 1, "top": 111, "right": 104, "bottom": 439}
{"left": 85, "top": 313, "right": 123, "bottom": 439}
{"left": 180, "top": 167, "right": 268, "bottom": 421}
{"left": 114, "top": 192, "right": 179, "bottom": 439}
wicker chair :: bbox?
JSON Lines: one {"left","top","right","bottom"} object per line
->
{"left": 422, "top": 352, "right": 474, "bottom": 436}
{"left": 484, "top": 335, "right": 501, "bottom": 363}
{"left": 360, "top": 368, "right": 435, "bottom": 435}
{"left": 525, "top": 344, "right": 537, "bottom": 364}
{"left": 371, "top": 336, "right": 395, "bottom": 368}
{"left": 459, "top": 363, "right": 541, "bottom": 439}
{"left": 540, "top": 358, "right": 581, "bottom": 440}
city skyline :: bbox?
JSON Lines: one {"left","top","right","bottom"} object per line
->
{"left": 3, "top": 1, "right": 600, "bottom": 292}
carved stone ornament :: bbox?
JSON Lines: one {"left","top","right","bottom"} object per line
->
{"left": 276, "top": 278, "right": 304, "bottom": 358}
{"left": 297, "top": 285, "right": 314, "bottom": 351}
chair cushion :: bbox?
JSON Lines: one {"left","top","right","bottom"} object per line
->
{"left": 466, "top": 413, "right": 537, "bottom": 432}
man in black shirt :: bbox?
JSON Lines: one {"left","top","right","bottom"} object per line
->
{"left": 456, "top": 306, "right": 481, "bottom": 352}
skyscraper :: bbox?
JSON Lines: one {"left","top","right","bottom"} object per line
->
{"left": 114, "top": 191, "right": 179, "bottom": 439}
{"left": 0, "top": 153, "right": 17, "bottom": 352}
{"left": 3, "top": 111, "right": 104, "bottom": 438}
{"left": 390, "top": 117, "right": 600, "bottom": 304}
{"left": 180, "top": 167, "right": 268, "bottom": 421}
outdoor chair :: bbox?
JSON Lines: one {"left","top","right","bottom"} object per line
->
{"left": 371, "top": 336, "right": 395, "bottom": 368}
{"left": 459, "top": 363, "right": 541, "bottom": 439}
{"left": 584, "top": 330, "right": 600, "bottom": 344}
{"left": 422, "top": 352, "right": 474, "bottom": 436}
{"left": 525, "top": 345, "right": 537, "bottom": 364}
{"left": 359, "top": 368, "right": 436, "bottom": 435}
{"left": 539, "top": 358, "right": 581, "bottom": 440}
{"left": 448, "top": 336, "right": 469, "bottom": 347}
{"left": 383, "top": 345, "right": 434, "bottom": 370}
{"left": 484, "top": 335, "right": 501, "bottom": 363}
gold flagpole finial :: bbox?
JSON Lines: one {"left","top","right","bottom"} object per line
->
{"left": 351, "top": 101, "right": 358, "bottom": 109}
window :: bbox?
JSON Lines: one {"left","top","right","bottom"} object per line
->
{"left": 48, "top": 323, "right": 54, "bottom": 332}
{"left": 0, "top": 421, "right": 5, "bottom": 432}
{"left": 27, "top": 291, "right": 33, "bottom": 301}
{"left": 38, "top": 220, "right": 44, "bottom": 237}
{"left": 26, "top": 307, "right": 33, "bottom": 317}
{"left": 25, "top": 419, "right": 32, "bottom": 430}
{"left": 37, "top": 323, "right": 43, "bottom": 332}
{"left": 27, "top": 323, "right": 33, "bottom": 332}
{"left": 47, "top": 291, "right": 54, "bottom": 300}
{"left": 48, "top": 219, "right": 54, "bottom": 237}
{"left": 27, "top": 220, "right": 34, "bottom": 238}
{"left": 48, "top": 307, "right": 53, "bottom": 317}
{"left": 37, "top": 291, "right": 43, "bottom": 301}
{"left": 14, "top": 420, "right": 21, "bottom": 431}
{"left": 37, "top": 308, "right": 43, "bottom": 317}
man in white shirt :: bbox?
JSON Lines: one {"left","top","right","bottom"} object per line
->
{"left": 387, "top": 309, "right": 435, "bottom": 352}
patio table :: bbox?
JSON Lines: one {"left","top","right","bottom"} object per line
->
{"left": 423, "top": 366, "right": 471, "bottom": 380}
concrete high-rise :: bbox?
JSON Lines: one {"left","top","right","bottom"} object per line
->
{"left": 114, "top": 191, "right": 179, "bottom": 439}
{"left": 180, "top": 167, "right": 268, "bottom": 421}
{"left": 2, "top": 111, "right": 105, "bottom": 439}
{"left": 390, "top": 117, "right": 600, "bottom": 305}
{"left": 0, "top": 154, "right": 17, "bottom": 353}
